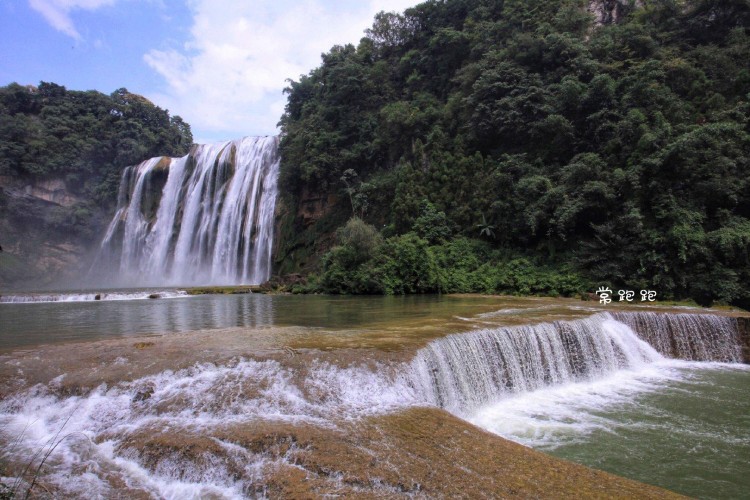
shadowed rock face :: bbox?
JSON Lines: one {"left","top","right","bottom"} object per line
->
{"left": 588, "top": 0, "right": 643, "bottom": 25}
{"left": 738, "top": 317, "right": 750, "bottom": 362}
{"left": 0, "top": 176, "right": 82, "bottom": 207}
{"left": 0, "top": 178, "right": 92, "bottom": 287}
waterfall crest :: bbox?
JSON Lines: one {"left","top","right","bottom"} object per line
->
{"left": 611, "top": 311, "right": 742, "bottom": 362}
{"left": 92, "top": 136, "right": 280, "bottom": 286}
{"left": 407, "top": 312, "right": 743, "bottom": 414}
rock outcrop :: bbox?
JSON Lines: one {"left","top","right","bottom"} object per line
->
{"left": 588, "top": 0, "right": 643, "bottom": 25}
{"left": 0, "top": 175, "right": 82, "bottom": 207}
{"left": 272, "top": 184, "right": 345, "bottom": 276}
{"left": 0, "top": 176, "right": 96, "bottom": 288}
{"left": 737, "top": 316, "right": 750, "bottom": 363}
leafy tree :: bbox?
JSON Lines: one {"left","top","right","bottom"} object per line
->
{"left": 413, "top": 199, "right": 452, "bottom": 243}
{"left": 0, "top": 82, "right": 192, "bottom": 203}
{"left": 277, "top": 0, "right": 750, "bottom": 305}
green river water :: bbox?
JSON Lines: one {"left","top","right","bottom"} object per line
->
{"left": 1, "top": 291, "right": 748, "bottom": 498}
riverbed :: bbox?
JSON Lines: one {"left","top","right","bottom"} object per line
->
{"left": 0, "top": 293, "right": 747, "bottom": 498}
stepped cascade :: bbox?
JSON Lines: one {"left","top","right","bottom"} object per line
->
{"left": 92, "top": 136, "right": 280, "bottom": 286}
{"left": 0, "top": 305, "right": 746, "bottom": 497}
{"left": 611, "top": 311, "right": 742, "bottom": 362}
{"left": 406, "top": 312, "right": 743, "bottom": 414}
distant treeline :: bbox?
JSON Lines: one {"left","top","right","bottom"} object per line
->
{"left": 0, "top": 83, "right": 193, "bottom": 285}
{"left": 278, "top": 0, "right": 750, "bottom": 306}
{"left": 0, "top": 82, "right": 192, "bottom": 204}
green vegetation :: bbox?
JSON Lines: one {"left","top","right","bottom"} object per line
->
{"left": 0, "top": 82, "right": 193, "bottom": 285}
{"left": 0, "top": 82, "right": 192, "bottom": 205}
{"left": 279, "top": 0, "right": 750, "bottom": 306}
{"left": 311, "top": 217, "right": 588, "bottom": 296}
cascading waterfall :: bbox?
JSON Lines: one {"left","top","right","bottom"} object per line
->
{"left": 91, "top": 136, "right": 280, "bottom": 286}
{"left": 405, "top": 312, "right": 744, "bottom": 414}
{"left": 0, "top": 309, "right": 746, "bottom": 497}
{"left": 611, "top": 311, "right": 742, "bottom": 362}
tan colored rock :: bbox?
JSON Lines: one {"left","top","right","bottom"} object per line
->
{"left": 588, "top": 0, "right": 644, "bottom": 26}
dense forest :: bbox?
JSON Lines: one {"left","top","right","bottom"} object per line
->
{"left": 277, "top": 0, "right": 750, "bottom": 307}
{"left": 1, "top": 1, "right": 748, "bottom": 305}
{"left": 0, "top": 83, "right": 192, "bottom": 284}
{"left": 0, "top": 82, "right": 192, "bottom": 205}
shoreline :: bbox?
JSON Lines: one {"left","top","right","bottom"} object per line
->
{"left": 0, "top": 293, "right": 747, "bottom": 356}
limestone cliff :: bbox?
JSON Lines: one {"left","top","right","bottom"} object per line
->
{"left": 737, "top": 317, "right": 750, "bottom": 363}
{"left": 587, "top": 0, "right": 643, "bottom": 25}
{"left": 272, "top": 187, "right": 345, "bottom": 277}
{"left": 0, "top": 175, "right": 103, "bottom": 288}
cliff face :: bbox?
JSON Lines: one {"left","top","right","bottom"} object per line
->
{"left": 587, "top": 0, "right": 643, "bottom": 25}
{"left": 272, "top": 188, "right": 344, "bottom": 277}
{"left": 0, "top": 175, "right": 102, "bottom": 289}
{"left": 0, "top": 176, "right": 82, "bottom": 207}
{"left": 737, "top": 317, "right": 750, "bottom": 363}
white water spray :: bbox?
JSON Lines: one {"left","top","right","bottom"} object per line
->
{"left": 0, "top": 311, "right": 744, "bottom": 497}
{"left": 92, "top": 136, "right": 280, "bottom": 286}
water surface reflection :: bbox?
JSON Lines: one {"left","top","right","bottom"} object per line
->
{"left": 1, "top": 294, "right": 510, "bottom": 349}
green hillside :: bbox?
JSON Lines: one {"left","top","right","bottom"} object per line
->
{"left": 277, "top": 0, "right": 750, "bottom": 307}
{"left": 0, "top": 82, "right": 192, "bottom": 285}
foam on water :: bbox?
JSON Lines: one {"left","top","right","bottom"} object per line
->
{"left": 0, "top": 290, "right": 189, "bottom": 304}
{"left": 466, "top": 361, "right": 750, "bottom": 499}
{"left": 404, "top": 313, "right": 666, "bottom": 415}
{"left": 0, "top": 358, "right": 415, "bottom": 497}
{"left": 467, "top": 359, "right": 689, "bottom": 448}
{"left": 1, "top": 311, "right": 745, "bottom": 496}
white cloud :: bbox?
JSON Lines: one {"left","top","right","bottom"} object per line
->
{"left": 144, "top": 0, "right": 418, "bottom": 143}
{"left": 29, "top": 0, "right": 116, "bottom": 39}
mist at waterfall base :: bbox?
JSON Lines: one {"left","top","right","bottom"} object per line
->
{"left": 88, "top": 136, "right": 280, "bottom": 287}
{"left": 1, "top": 301, "right": 748, "bottom": 498}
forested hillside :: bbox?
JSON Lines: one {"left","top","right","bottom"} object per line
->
{"left": 0, "top": 82, "right": 192, "bottom": 285}
{"left": 277, "top": 0, "right": 750, "bottom": 306}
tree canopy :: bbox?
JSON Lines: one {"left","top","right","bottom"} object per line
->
{"left": 0, "top": 82, "right": 192, "bottom": 204}
{"left": 279, "top": 0, "right": 750, "bottom": 306}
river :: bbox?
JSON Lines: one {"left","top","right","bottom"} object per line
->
{"left": 0, "top": 292, "right": 747, "bottom": 498}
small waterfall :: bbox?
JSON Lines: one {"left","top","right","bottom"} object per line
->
{"left": 612, "top": 312, "right": 742, "bottom": 362}
{"left": 91, "top": 136, "right": 280, "bottom": 286}
{"left": 0, "top": 309, "right": 745, "bottom": 496}
{"left": 407, "top": 313, "right": 661, "bottom": 413}
{"left": 406, "top": 312, "right": 744, "bottom": 414}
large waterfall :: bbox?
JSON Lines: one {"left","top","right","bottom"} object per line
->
{"left": 92, "top": 136, "right": 280, "bottom": 286}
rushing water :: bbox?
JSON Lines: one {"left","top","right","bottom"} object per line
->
{"left": 407, "top": 311, "right": 748, "bottom": 498}
{"left": 0, "top": 295, "right": 748, "bottom": 498}
{"left": 470, "top": 362, "right": 750, "bottom": 499}
{"left": 91, "top": 136, "right": 280, "bottom": 287}
{"left": 0, "top": 290, "right": 188, "bottom": 304}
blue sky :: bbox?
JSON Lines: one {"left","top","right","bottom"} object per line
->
{"left": 0, "top": 0, "right": 418, "bottom": 143}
